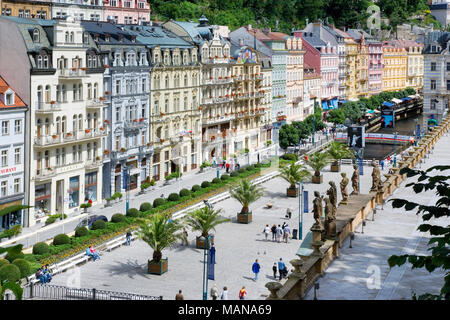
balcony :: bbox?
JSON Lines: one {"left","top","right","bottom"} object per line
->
{"left": 203, "top": 78, "right": 233, "bottom": 85}
{"left": 123, "top": 119, "right": 147, "bottom": 130}
{"left": 200, "top": 96, "right": 233, "bottom": 105}
{"left": 204, "top": 57, "right": 230, "bottom": 64}
{"left": 85, "top": 159, "right": 103, "bottom": 170}
{"left": 35, "top": 168, "right": 56, "bottom": 181}
{"left": 35, "top": 102, "right": 62, "bottom": 114}
{"left": 34, "top": 128, "right": 107, "bottom": 147}
{"left": 58, "top": 68, "right": 87, "bottom": 79}
{"left": 202, "top": 114, "right": 234, "bottom": 125}
{"left": 233, "top": 75, "right": 245, "bottom": 82}
{"left": 86, "top": 99, "right": 106, "bottom": 109}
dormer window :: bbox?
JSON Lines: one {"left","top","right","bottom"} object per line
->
{"left": 5, "top": 92, "right": 14, "bottom": 106}
{"left": 105, "top": 34, "right": 110, "bottom": 42}
{"left": 33, "top": 28, "right": 40, "bottom": 43}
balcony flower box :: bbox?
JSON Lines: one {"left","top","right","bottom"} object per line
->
{"left": 99, "top": 97, "right": 105, "bottom": 101}
{"left": 210, "top": 77, "right": 213, "bottom": 80}
{"left": 226, "top": 94, "right": 230, "bottom": 98}
{"left": 215, "top": 55, "right": 218, "bottom": 58}
{"left": 85, "top": 129, "right": 91, "bottom": 134}
{"left": 52, "top": 135, "right": 58, "bottom": 139}
{"left": 100, "top": 127, "right": 105, "bottom": 131}
{"left": 105, "top": 91, "right": 110, "bottom": 95}
{"left": 120, "top": 148, "right": 126, "bottom": 153}
{"left": 225, "top": 113, "right": 228, "bottom": 116}
{"left": 104, "top": 119, "right": 110, "bottom": 124}
{"left": 225, "top": 76, "right": 230, "bottom": 79}
{"left": 224, "top": 55, "right": 228, "bottom": 58}
{"left": 50, "top": 101, "right": 56, "bottom": 105}
{"left": 160, "top": 112, "right": 166, "bottom": 116}
{"left": 72, "top": 68, "right": 77, "bottom": 71}
{"left": 199, "top": 107, "right": 203, "bottom": 111}
{"left": 81, "top": 67, "right": 87, "bottom": 71}
{"left": 219, "top": 96, "right": 223, "bottom": 99}
{"left": 219, "top": 77, "right": 223, "bottom": 80}
{"left": 66, "top": 132, "right": 72, "bottom": 137}
{"left": 140, "top": 118, "right": 144, "bottom": 122}
{"left": 133, "top": 119, "right": 138, "bottom": 123}
{"left": 104, "top": 64, "right": 109, "bottom": 68}
{"left": 104, "top": 150, "right": 110, "bottom": 155}
{"left": 147, "top": 143, "right": 152, "bottom": 147}
{"left": 160, "top": 139, "right": 165, "bottom": 143}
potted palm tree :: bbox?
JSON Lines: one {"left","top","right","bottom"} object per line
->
{"left": 327, "top": 141, "right": 354, "bottom": 172}
{"left": 280, "top": 163, "right": 311, "bottom": 197}
{"left": 305, "top": 152, "right": 330, "bottom": 184}
{"left": 136, "top": 213, "right": 183, "bottom": 275}
{"left": 185, "top": 206, "right": 231, "bottom": 249}
{"left": 229, "top": 179, "right": 265, "bottom": 224}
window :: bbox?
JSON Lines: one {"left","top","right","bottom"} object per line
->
{"left": 431, "top": 62, "right": 436, "bottom": 71}
{"left": 447, "top": 80, "right": 450, "bottom": 91}
{"left": 56, "top": 148, "right": 60, "bottom": 166}
{"left": 2, "top": 121, "right": 9, "bottom": 135}
{"left": 115, "top": 80, "right": 121, "bottom": 95}
{"left": 33, "top": 29, "right": 40, "bottom": 42}
{"left": 431, "top": 80, "right": 436, "bottom": 90}
{"left": 116, "top": 107, "right": 120, "bottom": 122}
{"left": 1, "top": 150, "right": 7, "bottom": 167}
{"left": 14, "top": 120, "right": 22, "bottom": 134}
{"left": 5, "top": 93, "right": 13, "bottom": 105}
{"left": 14, "top": 178, "right": 20, "bottom": 194}
{"left": 14, "top": 147, "right": 21, "bottom": 164}
{"left": 1, "top": 181, "right": 7, "bottom": 197}
{"left": 142, "top": 78, "right": 146, "bottom": 93}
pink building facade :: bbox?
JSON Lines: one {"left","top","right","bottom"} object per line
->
{"left": 368, "top": 41, "right": 383, "bottom": 95}
{"left": 103, "top": 0, "right": 150, "bottom": 24}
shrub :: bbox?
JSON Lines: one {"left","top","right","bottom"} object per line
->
{"left": 139, "top": 202, "right": 152, "bottom": 212}
{"left": 153, "top": 198, "right": 165, "bottom": 208}
{"left": 80, "top": 203, "right": 92, "bottom": 209}
{"left": 230, "top": 171, "right": 239, "bottom": 177}
{"left": 179, "top": 188, "right": 191, "bottom": 198}
{"left": 91, "top": 220, "right": 106, "bottom": 230}
{"left": 221, "top": 174, "right": 230, "bottom": 181}
{"left": 281, "top": 153, "right": 298, "bottom": 161}
{"left": 212, "top": 178, "right": 221, "bottom": 184}
{"left": 140, "top": 182, "right": 150, "bottom": 190}
{"left": 246, "top": 165, "right": 255, "bottom": 171}
{"left": 2, "top": 225, "right": 21, "bottom": 238}
{"left": 45, "top": 214, "right": 68, "bottom": 225}
{"left": 75, "top": 226, "right": 89, "bottom": 237}
{"left": 238, "top": 168, "right": 246, "bottom": 174}
{"left": 168, "top": 193, "right": 180, "bottom": 202}
{"left": 5, "top": 251, "right": 24, "bottom": 263}
{"left": 12, "top": 259, "right": 31, "bottom": 278}
{"left": 126, "top": 208, "right": 140, "bottom": 218}
{"left": 0, "top": 258, "right": 10, "bottom": 268}
{"left": 32, "top": 242, "right": 50, "bottom": 255}
{"left": 111, "top": 213, "right": 126, "bottom": 223}
{"left": 0, "top": 264, "right": 21, "bottom": 283}
{"left": 112, "top": 192, "right": 123, "bottom": 200}
{"left": 201, "top": 181, "right": 211, "bottom": 188}
{"left": 165, "top": 171, "right": 182, "bottom": 181}
{"left": 150, "top": 179, "right": 155, "bottom": 186}
{"left": 53, "top": 233, "right": 70, "bottom": 246}
{"left": 191, "top": 184, "right": 201, "bottom": 192}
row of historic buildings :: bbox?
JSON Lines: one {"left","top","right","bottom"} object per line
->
{"left": 0, "top": 0, "right": 150, "bottom": 24}
{"left": 0, "top": 15, "right": 426, "bottom": 232}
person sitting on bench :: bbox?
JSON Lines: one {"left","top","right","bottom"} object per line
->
{"left": 42, "top": 264, "right": 53, "bottom": 283}
{"left": 35, "top": 268, "right": 47, "bottom": 284}
{"left": 86, "top": 246, "right": 100, "bottom": 261}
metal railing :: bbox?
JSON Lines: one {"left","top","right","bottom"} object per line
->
{"left": 23, "top": 283, "right": 163, "bottom": 300}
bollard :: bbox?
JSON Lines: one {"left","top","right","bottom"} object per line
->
{"left": 349, "top": 232, "right": 355, "bottom": 248}
{"left": 372, "top": 209, "right": 376, "bottom": 221}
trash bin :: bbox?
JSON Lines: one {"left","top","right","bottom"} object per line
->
{"left": 292, "top": 229, "right": 298, "bottom": 240}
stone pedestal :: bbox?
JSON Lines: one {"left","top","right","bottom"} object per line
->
{"left": 265, "top": 282, "right": 283, "bottom": 300}
{"left": 311, "top": 223, "right": 324, "bottom": 242}
{"left": 311, "top": 240, "right": 324, "bottom": 257}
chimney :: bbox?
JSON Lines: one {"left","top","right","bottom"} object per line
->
{"left": 312, "top": 21, "right": 322, "bottom": 40}
{"left": 239, "top": 38, "right": 244, "bottom": 47}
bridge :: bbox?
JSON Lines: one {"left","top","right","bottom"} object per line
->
{"left": 335, "top": 132, "right": 414, "bottom": 145}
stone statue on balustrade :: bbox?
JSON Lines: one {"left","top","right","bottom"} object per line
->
{"left": 351, "top": 164, "right": 359, "bottom": 195}
{"left": 371, "top": 160, "right": 381, "bottom": 192}
{"left": 323, "top": 197, "right": 337, "bottom": 239}
{"left": 340, "top": 172, "right": 349, "bottom": 205}
{"left": 312, "top": 191, "right": 324, "bottom": 230}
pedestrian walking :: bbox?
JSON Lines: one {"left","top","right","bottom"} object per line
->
{"left": 272, "top": 263, "right": 277, "bottom": 279}
{"left": 226, "top": 162, "right": 230, "bottom": 173}
{"left": 210, "top": 283, "right": 219, "bottom": 300}
{"left": 222, "top": 160, "right": 226, "bottom": 169}
{"left": 175, "top": 290, "right": 184, "bottom": 300}
{"left": 278, "top": 258, "right": 286, "bottom": 281}
{"left": 281, "top": 222, "right": 287, "bottom": 231}
{"left": 181, "top": 228, "right": 189, "bottom": 246}
{"left": 271, "top": 224, "right": 277, "bottom": 241}
{"left": 238, "top": 286, "right": 247, "bottom": 300}
{"left": 252, "top": 259, "right": 261, "bottom": 281}
{"left": 125, "top": 231, "right": 132, "bottom": 246}
{"left": 380, "top": 160, "right": 385, "bottom": 171}
{"left": 276, "top": 225, "right": 283, "bottom": 243}
{"left": 263, "top": 224, "right": 271, "bottom": 241}
{"left": 285, "top": 208, "right": 292, "bottom": 219}
{"left": 283, "top": 224, "right": 291, "bottom": 243}
{"left": 212, "top": 156, "right": 217, "bottom": 168}
{"left": 221, "top": 286, "right": 228, "bottom": 300}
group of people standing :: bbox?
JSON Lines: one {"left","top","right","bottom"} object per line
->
{"left": 263, "top": 223, "right": 291, "bottom": 243}
{"left": 212, "top": 156, "right": 240, "bottom": 173}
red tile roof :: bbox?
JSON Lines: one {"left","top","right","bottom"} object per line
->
{"left": 0, "top": 76, "right": 26, "bottom": 109}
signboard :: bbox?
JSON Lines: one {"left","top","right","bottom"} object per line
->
{"left": 347, "top": 126, "right": 365, "bottom": 148}
{"left": 303, "top": 190, "right": 308, "bottom": 213}
{"left": 122, "top": 169, "right": 128, "bottom": 187}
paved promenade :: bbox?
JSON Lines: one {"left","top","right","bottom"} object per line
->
{"left": 304, "top": 132, "right": 450, "bottom": 300}
{"left": 49, "top": 160, "right": 375, "bottom": 300}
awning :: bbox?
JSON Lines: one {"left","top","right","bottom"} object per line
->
{"left": 401, "top": 97, "right": 412, "bottom": 101}
{"left": 427, "top": 119, "right": 438, "bottom": 125}
{"left": 383, "top": 101, "right": 395, "bottom": 107}
{"left": 391, "top": 98, "right": 403, "bottom": 104}
{"left": 365, "top": 113, "right": 374, "bottom": 117}
{"left": 331, "top": 98, "right": 338, "bottom": 108}
{"left": 322, "top": 101, "right": 329, "bottom": 110}
{"left": 373, "top": 109, "right": 381, "bottom": 113}
{"left": 366, "top": 109, "right": 375, "bottom": 114}
{"left": 339, "top": 100, "right": 348, "bottom": 104}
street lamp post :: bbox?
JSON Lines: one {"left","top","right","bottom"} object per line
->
{"left": 297, "top": 181, "right": 304, "bottom": 240}
{"left": 393, "top": 131, "right": 398, "bottom": 168}
{"left": 202, "top": 235, "right": 211, "bottom": 300}
{"left": 124, "top": 164, "right": 133, "bottom": 214}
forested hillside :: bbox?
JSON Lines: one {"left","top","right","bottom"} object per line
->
{"left": 149, "top": 0, "right": 437, "bottom": 33}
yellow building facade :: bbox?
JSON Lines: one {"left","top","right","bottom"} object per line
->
{"left": 356, "top": 36, "right": 369, "bottom": 98}
{"left": 345, "top": 38, "right": 358, "bottom": 100}
{"left": 1, "top": 0, "right": 50, "bottom": 19}
{"left": 382, "top": 42, "right": 407, "bottom": 92}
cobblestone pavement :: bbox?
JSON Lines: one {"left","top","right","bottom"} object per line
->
{"left": 304, "top": 133, "right": 450, "bottom": 300}
{"left": 49, "top": 161, "right": 375, "bottom": 300}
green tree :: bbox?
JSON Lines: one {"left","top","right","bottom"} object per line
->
{"left": 279, "top": 124, "right": 299, "bottom": 149}
{"left": 305, "top": 151, "right": 330, "bottom": 177}
{"left": 279, "top": 163, "right": 311, "bottom": 189}
{"left": 388, "top": 166, "right": 450, "bottom": 300}
{"left": 327, "top": 141, "right": 354, "bottom": 167}
{"left": 327, "top": 108, "right": 346, "bottom": 124}
{"left": 185, "top": 206, "right": 231, "bottom": 237}
{"left": 229, "top": 179, "right": 265, "bottom": 215}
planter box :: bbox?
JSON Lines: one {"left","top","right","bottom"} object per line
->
{"left": 148, "top": 258, "right": 168, "bottom": 275}
{"left": 312, "top": 175, "right": 323, "bottom": 184}
{"left": 287, "top": 187, "right": 299, "bottom": 197}
{"left": 330, "top": 164, "right": 341, "bottom": 172}
{"left": 237, "top": 212, "right": 252, "bottom": 224}
{"left": 196, "top": 235, "right": 215, "bottom": 249}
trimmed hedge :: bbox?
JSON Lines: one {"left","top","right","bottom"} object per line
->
{"left": 111, "top": 213, "right": 126, "bottom": 223}
{"left": 32, "top": 242, "right": 50, "bottom": 255}
{"left": 201, "top": 181, "right": 211, "bottom": 188}
{"left": 179, "top": 188, "right": 191, "bottom": 198}
{"left": 53, "top": 234, "right": 70, "bottom": 246}
{"left": 191, "top": 184, "right": 201, "bottom": 192}
{"left": 75, "top": 227, "right": 89, "bottom": 237}
{"left": 126, "top": 208, "right": 140, "bottom": 218}
{"left": 0, "top": 264, "right": 21, "bottom": 282}
{"left": 246, "top": 165, "right": 255, "bottom": 171}
{"left": 12, "top": 259, "right": 31, "bottom": 278}
{"left": 220, "top": 174, "right": 230, "bottom": 181}
{"left": 153, "top": 198, "right": 165, "bottom": 208}
{"left": 238, "top": 168, "right": 246, "bottom": 174}
{"left": 168, "top": 193, "right": 180, "bottom": 202}
{"left": 91, "top": 220, "right": 106, "bottom": 230}
{"left": 230, "top": 171, "right": 239, "bottom": 177}
{"left": 5, "top": 251, "right": 24, "bottom": 263}
{"left": 281, "top": 153, "right": 298, "bottom": 161}
{"left": 212, "top": 178, "right": 221, "bottom": 184}
{"left": 139, "top": 202, "right": 152, "bottom": 212}
{"left": 0, "top": 258, "right": 10, "bottom": 268}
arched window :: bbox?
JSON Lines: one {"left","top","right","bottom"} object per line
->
{"left": 37, "top": 56, "right": 43, "bottom": 68}
{"left": 56, "top": 116, "right": 61, "bottom": 134}
{"left": 93, "top": 83, "right": 98, "bottom": 99}
{"left": 184, "top": 74, "right": 188, "bottom": 86}
{"left": 43, "top": 55, "right": 49, "bottom": 68}
{"left": 165, "top": 75, "right": 169, "bottom": 88}
{"left": 62, "top": 84, "right": 67, "bottom": 102}
{"left": 93, "top": 112, "right": 98, "bottom": 129}
{"left": 33, "top": 29, "right": 40, "bottom": 42}
{"left": 78, "top": 114, "right": 83, "bottom": 131}
{"left": 70, "top": 32, "right": 74, "bottom": 43}
{"left": 45, "top": 118, "right": 50, "bottom": 135}
{"left": 87, "top": 113, "right": 92, "bottom": 129}
{"left": 45, "top": 85, "right": 51, "bottom": 103}
{"left": 37, "top": 85, "right": 43, "bottom": 107}
{"left": 87, "top": 83, "right": 92, "bottom": 99}
{"left": 65, "top": 31, "right": 69, "bottom": 43}
{"left": 73, "top": 115, "right": 77, "bottom": 132}
{"left": 62, "top": 116, "right": 66, "bottom": 133}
